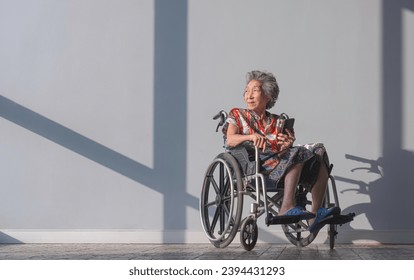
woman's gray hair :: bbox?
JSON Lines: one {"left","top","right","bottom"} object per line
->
{"left": 246, "top": 70, "right": 279, "bottom": 109}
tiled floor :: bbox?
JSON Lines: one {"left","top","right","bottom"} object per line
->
{"left": 0, "top": 243, "right": 413, "bottom": 260}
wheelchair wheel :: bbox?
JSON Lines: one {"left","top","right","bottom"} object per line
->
{"left": 240, "top": 216, "right": 258, "bottom": 251}
{"left": 282, "top": 176, "right": 339, "bottom": 248}
{"left": 281, "top": 189, "right": 315, "bottom": 247}
{"left": 281, "top": 221, "right": 315, "bottom": 247}
{"left": 328, "top": 224, "right": 337, "bottom": 249}
{"left": 200, "top": 153, "right": 244, "bottom": 248}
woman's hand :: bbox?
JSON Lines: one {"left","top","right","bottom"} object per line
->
{"left": 277, "top": 129, "right": 296, "bottom": 151}
{"left": 250, "top": 133, "right": 267, "bottom": 151}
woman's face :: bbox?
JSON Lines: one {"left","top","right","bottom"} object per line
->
{"left": 244, "top": 80, "right": 269, "bottom": 113}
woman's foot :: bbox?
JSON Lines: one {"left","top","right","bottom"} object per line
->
{"left": 309, "top": 206, "right": 341, "bottom": 234}
{"left": 278, "top": 206, "right": 315, "bottom": 220}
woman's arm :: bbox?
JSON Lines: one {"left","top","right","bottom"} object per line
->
{"left": 226, "top": 123, "right": 267, "bottom": 150}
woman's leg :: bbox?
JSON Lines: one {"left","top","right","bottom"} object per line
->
{"left": 308, "top": 157, "right": 341, "bottom": 232}
{"left": 310, "top": 158, "right": 329, "bottom": 214}
{"left": 278, "top": 162, "right": 304, "bottom": 215}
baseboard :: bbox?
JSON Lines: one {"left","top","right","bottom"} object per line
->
{"left": 1, "top": 229, "right": 413, "bottom": 244}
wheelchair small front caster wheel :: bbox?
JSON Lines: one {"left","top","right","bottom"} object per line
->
{"left": 240, "top": 217, "right": 258, "bottom": 251}
{"left": 329, "top": 224, "right": 338, "bottom": 249}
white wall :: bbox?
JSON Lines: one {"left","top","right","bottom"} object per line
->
{"left": 1, "top": 0, "right": 413, "bottom": 244}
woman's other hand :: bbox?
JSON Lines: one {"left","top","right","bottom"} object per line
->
{"left": 277, "top": 129, "right": 296, "bottom": 151}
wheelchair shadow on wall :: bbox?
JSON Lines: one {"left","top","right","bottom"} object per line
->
{"left": 335, "top": 149, "right": 414, "bottom": 242}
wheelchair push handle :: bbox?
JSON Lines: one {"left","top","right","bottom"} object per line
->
{"left": 213, "top": 110, "right": 228, "bottom": 132}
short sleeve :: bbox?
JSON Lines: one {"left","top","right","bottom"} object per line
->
{"left": 222, "top": 108, "right": 241, "bottom": 136}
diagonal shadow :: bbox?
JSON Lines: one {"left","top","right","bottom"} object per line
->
{"left": 0, "top": 95, "right": 154, "bottom": 186}
{"left": 0, "top": 232, "right": 23, "bottom": 244}
{"left": 1, "top": 0, "right": 196, "bottom": 242}
{"left": 0, "top": 95, "right": 198, "bottom": 215}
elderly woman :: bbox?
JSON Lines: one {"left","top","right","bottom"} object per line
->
{"left": 222, "top": 70, "right": 340, "bottom": 234}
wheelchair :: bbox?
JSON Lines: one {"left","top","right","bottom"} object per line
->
{"left": 200, "top": 111, "right": 354, "bottom": 251}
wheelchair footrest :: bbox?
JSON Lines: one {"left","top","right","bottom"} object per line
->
{"left": 328, "top": 213, "right": 355, "bottom": 225}
{"left": 265, "top": 213, "right": 301, "bottom": 225}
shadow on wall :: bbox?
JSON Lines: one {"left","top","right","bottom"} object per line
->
{"left": 334, "top": 0, "right": 414, "bottom": 241}
{"left": 0, "top": 0, "right": 195, "bottom": 243}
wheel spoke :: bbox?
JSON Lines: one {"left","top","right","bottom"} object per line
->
{"left": 219, "top": 205, "right": 226, "bottom": 233}
{"left": 204, "top": 200, "right": 216, "bottom": 208}
{"left": 209, "top": 206, "right": 220, "bottom": 234}
{"left": 203, "top": 178, "right": 218, "bottom": 208}
{"left": 222, "top": 202, "right": 236, "bottom": 228}
{"left": 219, "top": 162, "right": 225, "bottom": 192}
{"left": 221, "top": 193, "right": 232, "bottom": 203}
{"left": 221, "top": 174, "right": 230, "bottom": 195}
{"left": 222, "top": 200, "right": 230, "bottom": 215}
{"left": 208, "top": 175, "right": 220, "bottom": 195}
